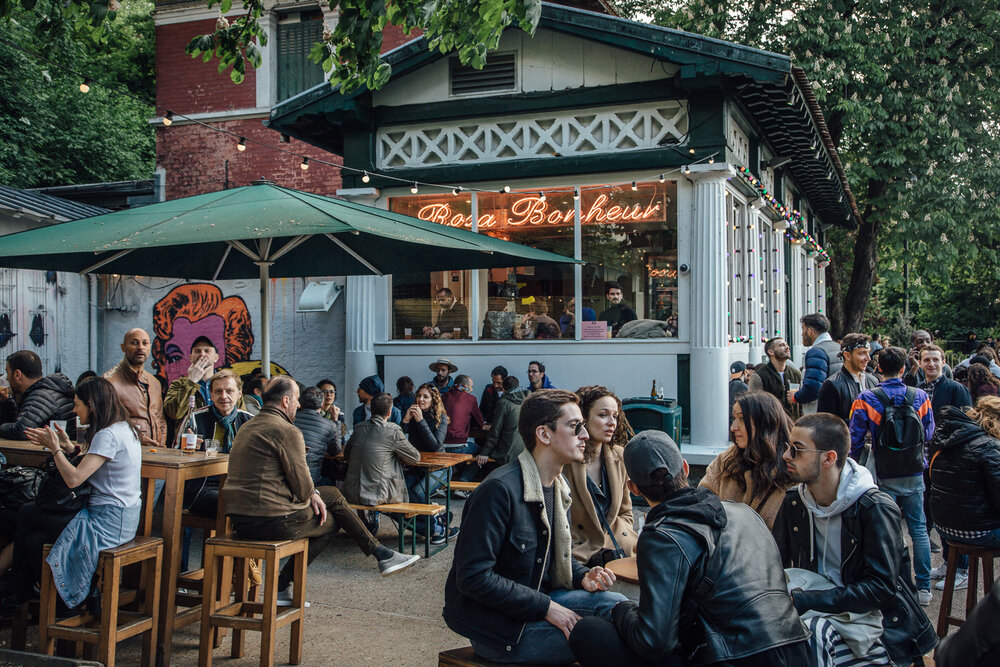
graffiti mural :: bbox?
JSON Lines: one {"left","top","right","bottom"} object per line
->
{"left": 151, "top": 284, "right": 255, "bottom": 389}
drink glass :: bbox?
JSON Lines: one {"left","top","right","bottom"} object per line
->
{"left": 205, "top": 439, "right": 220, "bottom": 457}
{"left": 404, "top": 328, "right": 412, "bottom": 340}
{"left": 183, "top": 433, "right": 198, "bottom": 452}
{"left": 49, "top": 419, "right": 68, "bottom": 433}
{"left": 453, "top": 327, "right": 461, "bottom": 338}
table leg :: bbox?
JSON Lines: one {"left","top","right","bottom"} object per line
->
{"left": 139, "top": 477, "right": 156, "bottom": 537}
{"left": 155, "top": 469, "right": 182, "bottom": 667}
{"left": 444, "top": 468, "right": 452, "bottom": 545}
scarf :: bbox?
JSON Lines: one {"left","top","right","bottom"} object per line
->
{"left": 211, "top": 406, "right": 239, "bottom": 452}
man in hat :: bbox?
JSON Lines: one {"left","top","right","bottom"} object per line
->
{"left": 428, "top": 358, "right": 458, "bottom": 394}
{"left": 353, "top": 375, "right": 402, "bottom": 427}
{"left": 567, "top": 430, "right": 810, "bottom": 666}
{"left": 728, "top": 361, "right": 749, "bottom": 412}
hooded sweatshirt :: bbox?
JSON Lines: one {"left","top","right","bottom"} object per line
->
{"left": 799, "top": 458, "right": 877, "bottom": 587}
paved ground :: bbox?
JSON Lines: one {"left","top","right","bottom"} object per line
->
{"left": 0, "top": 502, "right": 976, "bottom": 665}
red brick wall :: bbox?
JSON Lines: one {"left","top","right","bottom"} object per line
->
{"left": 157, "top": 119, "right": 341, "bottom": 200}
{"left": 382, "top": 25, "right": 422, "bottom": 52}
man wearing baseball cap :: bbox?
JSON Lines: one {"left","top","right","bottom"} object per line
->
{"left": 729, "top": 361, "right": 749, "bottom": 412}
{"left": 569, "top": 430, "right": 810, "bottom": 666}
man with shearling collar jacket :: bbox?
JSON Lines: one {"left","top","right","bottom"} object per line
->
{"left": 772, "top": 413, "right": 937, "bottom": 666}
{"left": 443, "top": 389, "right": 625, "bottom": 664}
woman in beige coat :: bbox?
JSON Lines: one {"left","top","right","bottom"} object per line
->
{"left": 565, "top": 386, "right": 638, "bottom": 566}
{"left": 700, "top": 390, "right": 793, "bottom": 528}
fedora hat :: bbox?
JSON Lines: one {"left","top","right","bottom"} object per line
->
{"left": 429, "top": 358, "right": 458, "bottom": 373}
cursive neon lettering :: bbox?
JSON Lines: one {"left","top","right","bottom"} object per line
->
{"left": 416, "top": 194, "right": 662, "bottom": 231}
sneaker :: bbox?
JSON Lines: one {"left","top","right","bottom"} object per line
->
{"left": 378, "top": 551, "right": 420, "bottom": 576}
{"left": 276, "top": 584, "right": 310, "bottom": 608}
{"left": 935, "top": 570, "right": 968, "bottom": 590}
{"left": 930, "top": 540, "right": 942, "bottom": 554}
{"left": 430, "top": 526, "right": 461, "bottom": 546}
{"left": 930, "top": 563, "right": 949, "bottom": 580}
{"left": 918, "top": 589, "right": 932, "bottom": 607}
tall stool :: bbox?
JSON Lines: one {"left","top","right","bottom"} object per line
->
{"left": 39, "top": 536, "right": 163, "bottom": 667}
{"left": 937, "top": 542, "right": 1000, "bottom": 638}
{"left": 199, "top": 536, "right": 308, "bottom": 667}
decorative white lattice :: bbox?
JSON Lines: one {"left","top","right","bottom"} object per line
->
{"left": 377, "top": 101, "right": 688, "bottom": 169}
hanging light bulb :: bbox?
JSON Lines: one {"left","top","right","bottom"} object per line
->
{"left": 361, "top": 171, "right": 370, "bottom": 183}
{"left": 708, "top": 155, "right": 715, "bottom": 164}
{"left": 300, "top": 157, "right": 309, "bottom": 171}
{"left": 539, "top": 192, "right": 546, "bottom": 202}
{"left": 79, "top": 78, "right": 91, "bottom": 93}
{"left": 162, "top": 111, "right": 174, "bottom": 126}
{"left": 502, "top": 186, "right": 511, "bottom": 193}
{"left": 452, "top": 187, "right": 462, "bottom": 196}
{"left": 410, "top": 182, "right": 419, "bottom": 194}
{"left": 683, "top": 165, "right": 691, "bottom": 175}
{"left": 658, "top": 174, "right": 665, "bottom": 183}
{"left": 688, "top": 147, "right": 695, "bottom": 154}
{"left": 237, "top": 137, "right": 246, "bottom": 152}
{"left": 630, "top": 181, "right": 638, "bottom": 191}
{"left": 573, "top": 188, "right": 580, "bottom": 201}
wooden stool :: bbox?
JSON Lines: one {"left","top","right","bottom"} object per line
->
{"left": 199, "top": 536, "right": 308, "bottom": 667}
{"left": 937, "top": 542, "right": 1000, "bottom": 638}
{"left": 39, "top": 537, "right": 163, "bottom": 667}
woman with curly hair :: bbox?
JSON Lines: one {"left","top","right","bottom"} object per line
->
{"left": 401, "top": 383, "right": 452, "bottom": 542}
{"left": 967, "top": 362, "right": 1000, "bottom": 403}
{"left": 564, "top": 385, "right": 638, "bottom": 566}
{"left": 700, "top": 390, "right": 793, "bottom": 528}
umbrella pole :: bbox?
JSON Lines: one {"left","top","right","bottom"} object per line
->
{"left": 258, "top": 261, "right": 272, "bottom": 379}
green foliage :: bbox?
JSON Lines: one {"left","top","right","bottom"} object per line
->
{"left": 0, "top": 2, "right": 154, "bottom": 187}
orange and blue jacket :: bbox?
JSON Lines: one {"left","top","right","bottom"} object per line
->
{"left": 848, "top": 378, "right": 935, "bottom": 472}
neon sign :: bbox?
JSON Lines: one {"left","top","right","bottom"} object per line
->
{"left": 415, "top": 194, "right": 663, "bottom": 230}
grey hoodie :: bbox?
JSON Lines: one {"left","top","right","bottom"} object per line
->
{"left": 799, "top": 458, "right": 878, "bottom": 587}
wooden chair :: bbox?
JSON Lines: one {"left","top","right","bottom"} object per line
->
{"left": 39, "top": 537, "right": 163, "bottom": 667}
{"left": 199, "top": 536, "right": 308, "bottom": 667}
{"left": 937, "top": 543, "right": 1000, "bottom": 638}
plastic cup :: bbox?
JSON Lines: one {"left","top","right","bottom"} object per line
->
{"left": 49, "top": 420, "right": 68, "bottom": 433}
{"left": 788, "top": 383, "right": 801, "bottom": 393}
{"left": 404, "top": 328, "right": 412, "bottom": 339}
{"left": 183, "top": 433, "right": 198, "bottom": 451}
{"left": 205, "top": 439, "right": 220, "bottom": 457}
{"left": 453, "top": 327, "right": 461, "bottom": 338}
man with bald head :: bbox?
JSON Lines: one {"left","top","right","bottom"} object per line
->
{"left": 104, "top": 327, "right": 167, "bottom": 447}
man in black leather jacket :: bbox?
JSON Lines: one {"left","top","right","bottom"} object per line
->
{"left": 772, "top": 413, "right": 937, "bottom": 666}
{"left": 816, "top": 334, "right": 878, "bottom": 423}
{"left": 442, "top": 389, "right": 625, "bottom": 664}
{"left": 568, "top": 430, "right": 811, "bottom": 667}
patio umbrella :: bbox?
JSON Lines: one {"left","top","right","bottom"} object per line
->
{"left": 0, "top": 181, "right": 578, "bottom": 376}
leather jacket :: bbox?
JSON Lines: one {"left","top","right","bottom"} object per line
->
{"left": 772, "top": 487, "right": 937, "bottom": 665}
{"left": 817, "top": 368, "right": 878, "bottom": 423}
{"left": 612, "top": 487, "right": 808, "bottom": 665}
{"left": 928, "top": 406, "right": 1000, "bottom": 532}
{"left": 103, "top": 359, "right": 167, "bottom": 446}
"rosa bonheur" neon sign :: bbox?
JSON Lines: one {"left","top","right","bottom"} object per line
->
{"left": 416, "top": 194, "right": 663, "bottom": 229}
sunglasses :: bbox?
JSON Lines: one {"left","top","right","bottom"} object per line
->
{"left": 785, "top": 442, "right": 824, "bottom": 458}
{"left": 550, "top": 420, "right": 587, "bottom": 436}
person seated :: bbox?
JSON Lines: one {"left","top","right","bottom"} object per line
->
{"left": 2, "top": 378, "right": 141, "bottom": 611}
{"left": 344, "top": 392, "right": 421, "bottom": 508}
{"left": 401, "top": 383, "right": 455, "bottom": 543}
{"left": 935, "top": 580, "right": 1000, "bottom": 667}
{"left": 928, "top": 397, "right": 1000, "bottom": 592}
{"left": 559, "top": 298, "right": 596, "bottom": 337}
{"left": 241, "top": 374, "right": 265, "bottom": 416}
{"left": 352, "top": 375, "right": 401, "bottom": 426}
{"left": 514, "top": 300, "right": 560, "bottom": 340}
{"left": 479, "top": 375, "right": 529, "bottom": 467}
{"left": 441, "top": 375, "right": 485, "bottom": 483}
{"left": 423, "top": 287, "right": 468, "bottom": 339}
{"left": 816, "top": 333, "right": 878, "bottom": 423}
{"left": 565, "top": 386, "right": 638, "bottom": 567}
{"left": 597, "top": 282, "right": 637, "bottom": 337}
{"left": 393, "top": 376, "right": 416, "bottom": 414}
{"left": 222, "top": 377, "right": 418, "bottom": 602}
{"left": 428, "top": 358, "right": 457, "bottom": 395}
{"left": 443, "top": 389, "right": 626, "bottom": 664}
{"left": 567, "top": 430, "right": 811, "bottom": 667}
{"left": 0, "top": 349, "right": 76, "bottom": 440}
{"left": 316, "top": 378, "right": 347, "bottom": 436}
{"left": 479, "top": 366, "right": 507, "bottom": 425}
{"left": 295, "top": 386, "right": 343, "bottom": 486}
{"left": 163, "top": 335, "right": 221, "bottom": 432}
{"left": 772, "top": 413, "right": 937, "bottom": 666}
{"left": 700, "top": 391, "right": 794, "bottom": 529}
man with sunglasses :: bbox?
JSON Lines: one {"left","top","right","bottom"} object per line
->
{"left": 772, "top": 413, "right": 936, "bottom": 666}
{"left": 444, "top": 389, "right": 625, "bottom": 664}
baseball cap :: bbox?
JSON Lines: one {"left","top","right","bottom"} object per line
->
{"left": 730, "top": 361, "right": 747, "bottom": 374}
{"left": 624, "top": 430, "right": 684, "bottom": 486}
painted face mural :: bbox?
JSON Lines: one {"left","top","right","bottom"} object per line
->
{"left": 151, "top": 284, "right": 254, "bottom": 388}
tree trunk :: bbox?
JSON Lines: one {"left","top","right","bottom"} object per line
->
{"left": 841, "top": 179, "right": 887, "bottom": 333}
{"left": 826, "top": 260, "right": 846, "bottom": 337}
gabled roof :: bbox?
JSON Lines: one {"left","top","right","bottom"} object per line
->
{"left": 0, "top": 185, "right": 108, "bottom": 227}
{"left": 268, "top": 2, "right": 859, "bottom": 229}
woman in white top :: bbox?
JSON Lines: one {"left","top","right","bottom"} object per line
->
{"left": 25, "top": 376, "right": 142, "bottom": 609}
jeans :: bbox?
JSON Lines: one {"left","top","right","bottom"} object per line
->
{"left": 446, "top": 440, "right": 482, "bottom": 482}
{"left": 471, "top": 588, "right": 627, "bottom": 664}
{"left": 880, "top": 475, "right": 931, "bottom": 590}
{"left": 405, "top": 469, "right": 446, "bottom": 536}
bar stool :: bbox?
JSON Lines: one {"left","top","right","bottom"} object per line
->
{"left": 199, "top": 535, "right": 308, "bottom": 667}
{"left": 936, "top": 542, "right": 1000, "bottom": 638}
{"left": 39, "top": 536, "right": 163, "bottom": 667}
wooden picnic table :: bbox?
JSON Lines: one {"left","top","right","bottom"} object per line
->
{"left": 1, "top": 438, "right": 228, "bottom": 666}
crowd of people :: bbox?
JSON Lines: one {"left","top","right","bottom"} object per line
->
{"left": 2, "top": 314, "right": 998, "bottom": 666}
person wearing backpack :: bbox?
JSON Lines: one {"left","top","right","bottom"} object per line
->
{"left": 848, "top": 346, "right": 935, "bottom": 605}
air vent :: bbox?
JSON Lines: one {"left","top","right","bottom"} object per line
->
{"left": 450, "top": 53, "right": 516, "bottom": 95}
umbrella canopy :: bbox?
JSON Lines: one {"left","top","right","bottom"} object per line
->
{"left": 0, "top": 182, "right": 578, "bottom": 375}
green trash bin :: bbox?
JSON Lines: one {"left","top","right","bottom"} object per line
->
{"left": 622, "top": 398, "right": 683, "bottom": 446}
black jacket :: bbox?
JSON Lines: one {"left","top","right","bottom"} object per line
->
{"left": 0, "top": 374, "right": 76, "bottom": 440}
{"left": 611, "top": 487, "right": 808, "bottom": 665}
{"left": 443, "top": 453, "right": 589, "bottom": 653}
{"left": 926, "top": 378, "right": 972, "bottom": 418}
{"left": 935, "top": 580, "right": 1000, "bottom": 667}
{"left": 295, "top": 409, "right": 343, "bottom": 484}
{"left": 817, "top": 368, "right": 878, "bottom": 423}
{"left": 401, "top": 412, "right": 446, "bottom": 453}
{"left": 479, "top": 388, "right": 529, "bottom": 464}
{"left": 928, "top": 406, "right": 1000, "bottom": 532}
{"left": 772, "top": 486, "right": 937, "bottom": 665}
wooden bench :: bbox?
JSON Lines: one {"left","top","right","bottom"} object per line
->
{"left": 450, "top": 481, "right": 480, "bottom": 493}
{"left": 349, "top": 502, "right": 446, "bottom": 558}
{"left": 439, "top": 646, "right": 579, "bottom": 666}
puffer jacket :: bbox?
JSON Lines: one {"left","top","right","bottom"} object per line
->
{"left": 479, "top": 388, "right": 529, "bottom": 464}
{"left": 793, "top": 333, "right": 842, "bottom": 412}
{"left": 0, "top": 373, "right": 76, "bottom": 440}
{"left": 928, "top": 406, "right": 1000, "bottom": 532}
{"left": 294, "top": 408, "right": 343, "bottom": 484}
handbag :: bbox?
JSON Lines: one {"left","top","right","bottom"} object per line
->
{"left": 35, "top": 453, "right": 90, "bottom": 513}
{"left": 596, "top": 502, "right": 628, "bottom": 561}
{"left": 0, "top": 465, "right": 44, "bottom": 510}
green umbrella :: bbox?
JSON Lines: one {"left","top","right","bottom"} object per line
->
{"left": 0, "top": 181, "right": 578, "bottom": 376}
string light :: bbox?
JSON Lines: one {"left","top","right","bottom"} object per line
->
{"left": 658, "top": 174, "right": 665, "bottom": 183}
{"left": 452, "top": 187, "right": 462, "bottom": 196}
{"left": 237, "top": 137, "right": 246, "bottom": 152}
{"left": 502, "top": 186, "right": 511, "bottom": 193}
{"left": 410, "top": 182, "right": 419, "bottom": 194}
{"left": 79, "top": 78, "right": 91, "bottom": 93}
{"left": 300, "top": 157, "right": 309, "bottom": 171}
{"left": 688, "top": 148, "right": 695, "bottom": 154}
{"left": 361, "top": 171, "right": 370, "bottom": 183}
{"left": 631, "top": 181, "right": 638, "bottom": 191}
{"left": 162, "top": 111, "right": 173, "bottom": 126}
{"left": 573, "top": 188, "right": 580, "bottom": 201}
{"left": 683, "top": 165, "right": 691, "bottom": 175}
{"left": 539, "top": 191, "right": 546, "bottom": 202}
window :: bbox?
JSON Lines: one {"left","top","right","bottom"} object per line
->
{"left": 276, "top": 9, "right": 325, "bottom": 102}
{"left": 387, "top": 182, "right": 679, "bottom": 341}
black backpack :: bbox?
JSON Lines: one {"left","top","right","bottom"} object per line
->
{"left": 0, "top": 465, "right": 45, "bottom": 510}
{"left": 872, "top": 387, "right": 926, "bottom": 477}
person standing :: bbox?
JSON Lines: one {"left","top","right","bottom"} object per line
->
{"left": 903, "top": 329, "right": 953, "bottom": 385}
{"left": 816, "top": 334, "right": 879, "bottom": 424}
{"left": 787, "top": 313, "right": 841, "bottom": 415}
{"left": 597, "top": 282, "right": 637, "bottom": 338}
{"left": 479, "top": 366, "right": 508, "bottom": 424}
{"left": 479, "top": 375, "right": 530, "bottom": 467}
{"left": 748, "top": 337, "right": 802, "bottom": 419}
{"left": 104, "top": 328, "right": 167, "bottom": 447}
{"left": 428, "top": 358, "right": 457, "bottom": 395}
{"left": 728, "top": 361, "right": 749, "bottom": 412}
{"left": 527, "top": 360, "right": 555, "bottom": 392}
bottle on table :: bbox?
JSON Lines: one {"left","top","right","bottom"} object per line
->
{"left": 174, "top": 395, "right": 197, "bottom": 449}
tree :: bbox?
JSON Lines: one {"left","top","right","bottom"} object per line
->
{"left": 616, "top": 0, "right": 1000, "bottom": 336}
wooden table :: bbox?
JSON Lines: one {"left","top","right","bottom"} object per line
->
{"left": 607, "top": 556, "right": 640, "bottom": 601}
{"left": 2, "top": 439, "right": 229, "bottom": 666}
{"left": 408, "top": 452, "right": 472, "bottom": 554}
